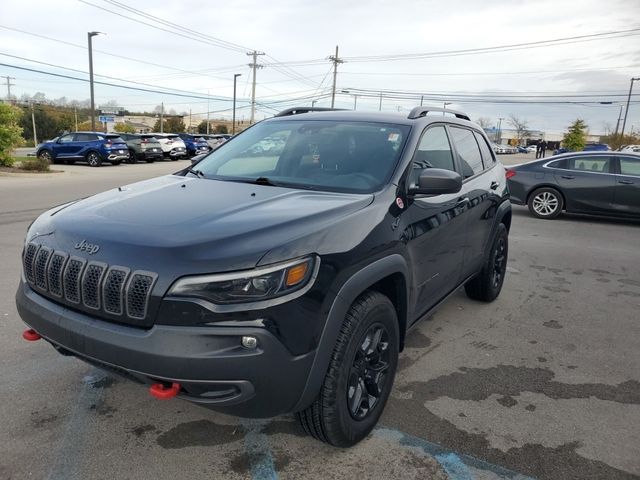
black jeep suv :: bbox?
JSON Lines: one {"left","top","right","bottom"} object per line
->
{"left": 17, "top": 107, "right": 511, "bottom": 447}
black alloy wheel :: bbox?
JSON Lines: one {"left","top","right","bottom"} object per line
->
{"left": 347, "top": 323, "right": 391, "bottom": 420}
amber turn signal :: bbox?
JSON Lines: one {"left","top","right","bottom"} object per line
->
{"left": 285, "top": 262, "right": 309, "bottom": 287}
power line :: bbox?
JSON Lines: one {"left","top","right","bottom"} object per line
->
{"left": 0, "top": 25, "right": 237, "bottom": 83}
{"left": 0, "top": 52, "right": 239, "bottom": 101}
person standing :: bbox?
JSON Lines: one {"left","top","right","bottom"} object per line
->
{"left": 541, "top": 140, "right": 547, "bottom": 158}
{"left": 536, "top": 142, "right": 542, "bottom": 159}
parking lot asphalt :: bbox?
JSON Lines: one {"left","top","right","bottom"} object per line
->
{"left": 1, "top": 158, "right": 638, "bottom": 480}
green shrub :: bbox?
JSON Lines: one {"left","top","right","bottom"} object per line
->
{"left": 20, "top": 157, "right": 50, "bottom": 172}
{"left": 0, "top": 103, "right": 24, "bottom": 166}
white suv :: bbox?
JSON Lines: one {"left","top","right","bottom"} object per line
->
{"left": 152, "top": 133, "right": 188, "bottom": 159}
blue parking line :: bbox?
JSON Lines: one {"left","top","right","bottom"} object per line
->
{"left": 375, "top": 426, "right": 536, "bottom": 480}
{"left": 241, "top": 420, "right": 278, "bottom": 480}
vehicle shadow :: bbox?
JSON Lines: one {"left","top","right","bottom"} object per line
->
{"left": 511, "top": 205, "right": 640, "bottom": 227}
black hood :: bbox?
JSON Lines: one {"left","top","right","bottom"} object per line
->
{"left": 28, "top": 175, "right": 374, "bottom": 286}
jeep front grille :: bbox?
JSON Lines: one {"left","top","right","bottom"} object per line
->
{"left": 22, "top": 242, "right": 157, "bottom": 326}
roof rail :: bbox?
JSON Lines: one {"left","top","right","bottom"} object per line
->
{"left": 407, "top": 107, "right": 470, "bottom": 121}
{"left": 274, "top": 107, "right": 347, "bottom": 117}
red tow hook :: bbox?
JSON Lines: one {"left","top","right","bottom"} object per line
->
{"left": 22, "top": 329, "right": 42, "bottom": 341}
{"left": 149, "top": 382, "right": 181, "bottom": 400}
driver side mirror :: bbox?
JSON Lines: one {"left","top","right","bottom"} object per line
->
{"left": 410, "top": 168, "right": 462, "bottom": 195}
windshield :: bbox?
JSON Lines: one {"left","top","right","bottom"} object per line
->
{"left": 192, "top": 120, "right": 410, "bottom": 193}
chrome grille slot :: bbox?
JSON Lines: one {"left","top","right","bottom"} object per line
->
{"left": 34, "top": 246, "right": 52, "bottom": 290}
{"left": 47, "top": 252, "right": 68, "bottom": 298}
{"left": 82, "top": 262, "right": 107, "bottom": 310}
{"left": 102, "top": 267, "right": 129, "bottom": 315}
{"left": 23, "top": 243, "right": 39, "bottom": 284}
{"left": 126, "top": 271, "right": 157, "bottom": 319}
{"left": 63, "top": 257, "right": 86, "bottom": 304}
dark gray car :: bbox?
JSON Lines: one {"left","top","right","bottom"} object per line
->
{"left": 507, "top": 152, "right": 640, "bottom": 219}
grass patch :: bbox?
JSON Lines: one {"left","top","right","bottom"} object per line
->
{"left": 19, "top": 156, "right": 51, "bottom": 172}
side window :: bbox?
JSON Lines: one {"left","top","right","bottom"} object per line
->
{"left": 567, "top": 156, "right": 612, "bottom": 173}
{"left": 412, "top": 125, "right": 455, "bottom": 174}
{"left": 74, "top": 133, "right": 95, "bottom": 142}
{"left": 58, "top": 134, "right": 74, "bottom": 144}
{"left": 474, "top": 131, "right": 495, "bottom": 168}
{"left": 619, "top": 157, "right": 640, "bottom": 176}
{"left": 449, "top": 126, "right": 484, "bottom": 178}
{"left": 547, "top": 159, "right": 568, "bottom": 169}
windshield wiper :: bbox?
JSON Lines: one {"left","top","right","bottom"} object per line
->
{"left": 254, "top": 176, "right": 277, "bottom": 186}
{"left": 187, "top": 168, "right": 205, "bottom": 178}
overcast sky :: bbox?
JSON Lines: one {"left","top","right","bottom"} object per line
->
{"left": 1, "top": 0, "right": 639, "bottom": 133}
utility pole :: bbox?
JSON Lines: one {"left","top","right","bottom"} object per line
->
{"left": 206, "top": 91, "right": 210, "bottom": 134}
{"left": 420, "top": 95, "right": 424, "bottom": 106}
{"left": 443, "top": 102, "right": 452, "bottom": 116}
{"left": 621, "top": 77, "right": 639, "bottom": 138}
{"left": 189, "top": 108, "right": 192, "bottom": 133}
{"left": 615, "top": 104, "right": 623, "bottom": 137}
{"left": 4, "top": 76, "right": 15, "bottom": 100}
{"left": 311, "top": 100, "right": 317, "bottom": 108}
{"left": 329, "top": 45, "right": 344, "bottom": 108}
{"left": 247, "top": 50, "right": 265, "bottom": 124}
{"left": 379, "top": 92, "right": 383, "bottom": 111}
{"left": 87, "top": 31, "right": 105, "bottom": 131}
{"left": 497, "top": 117, "right": 504, "bottom": 144}
{"left": 232, "top": 73, "right": 241, "bottom": 135}
{"left": 160, "top": 102, "right": 164, "bottom": 133}
{"left": 74, "top": 106, "right": 78, "bottom": 131}
{"left": 30, "top": 102, "right": 37, "bottom": 146}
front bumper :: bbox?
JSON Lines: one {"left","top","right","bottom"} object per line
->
{"left": 16, "top": 281, "right": 315, "bottom": 417}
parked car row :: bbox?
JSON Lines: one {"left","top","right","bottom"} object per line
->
{"left": 491, "top": 143, "right": 518, "bottom": 154}
{"left": 36, "top": 131, "right": 230, "bottom": 167}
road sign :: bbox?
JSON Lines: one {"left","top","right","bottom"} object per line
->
{"left": 99, "top": 106, "right": 123, "bottom": 115}
{"left": 98, "top": 115, "right": 115, "bottom": 123}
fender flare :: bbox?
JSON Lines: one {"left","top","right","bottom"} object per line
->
{"left": 291, "top": 254, "right": 409, "bottom": 412}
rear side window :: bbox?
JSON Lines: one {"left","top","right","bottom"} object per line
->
{"left": 566, "top": 156, "right": 613, "bottom": 173}
{"left": 619, "top": 157, "right": 640, "bottom": 176}
{"left": 449, "top": 126, "right": 484, "bottom": 178}
{"left": 74, "top": 133, "right": 96, "bottom": 142}
{"left": 474, "top": 132, "right": 495, "bottom": 167}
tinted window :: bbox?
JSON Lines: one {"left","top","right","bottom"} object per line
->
{"left": 566, "top": 156, "right": 612, "bottom": 173}
{"left": 547, "top": 159, "right": 567, "bottom": 169}
{"left": 74, "top": 133, "right": 97, "bottom": 142}
{"left": 619, "top": 157, "right": 640, "bottom": 176}
{"left": 450, "top": 127, "right": 484, "bottom": 178}
{"left": 58, "top": 134, "right": 74, "bottom": 143}
{"left": 411, "top": 126, "right": 455, "bottom": 185}
{"left": 195, "top": 120, "right": 410, "bottom": 193}
{"left": 474, "top": 131, "right": 495, "bottom": 167}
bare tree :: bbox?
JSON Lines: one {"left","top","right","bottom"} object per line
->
{"left": 508, "top": 114, "right": 530, "bottom": 143}
{"left": 477, "top": 117, "right": 492, "bottom": 130}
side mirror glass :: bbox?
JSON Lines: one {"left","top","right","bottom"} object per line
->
{"left": 411, "top": 168, "right": 462, "bottom": 195}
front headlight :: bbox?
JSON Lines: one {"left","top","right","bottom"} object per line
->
{"left": 167, "top": 256, "right": 319, "bottom": 306}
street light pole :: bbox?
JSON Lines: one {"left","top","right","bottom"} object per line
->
{"left": 497, "top": 117, "right": 504, "bottom": 144}
{"left": 443, "top": 102, "right": 452, "bottom": 116}
{"left": 615, "top": 103, "right": 624, "bottom": 137}
{"left": 232, "top": 73, "right": 241, "bottom": 135}
{"left": 87, "top": 31, "right": 104, "bottom": 131}
{"left": 621, "top": 77, "right": 639, "bottom": 138}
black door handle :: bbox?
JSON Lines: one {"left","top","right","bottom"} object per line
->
{"left": 561, "top": 175, "right": 575, "bottom": 179}
{"left": 490, "top": 181, "right": 499, "bottom": 190}
{"left": 618, "top": 180, "right": 634, "bottom": 185}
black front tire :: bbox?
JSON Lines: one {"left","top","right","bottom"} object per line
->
{"left": 297, "top": 291, "right": 399, "bottom": 447}
{"left": 465, "top": 223, "right": 508, "bottom": 302}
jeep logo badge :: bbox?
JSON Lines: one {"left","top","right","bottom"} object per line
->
{"left": 74, "top": 240, "right": 100, "bottom": 255}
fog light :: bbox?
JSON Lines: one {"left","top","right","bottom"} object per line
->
{"left": 241, "top": 336, "right": 258, "bottom": 349}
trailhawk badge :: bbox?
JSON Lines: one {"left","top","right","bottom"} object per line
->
{"left": 74, "top": 240, "right": 100, "bottom": 255}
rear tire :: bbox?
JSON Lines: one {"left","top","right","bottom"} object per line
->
{"left": 527, "top": 187, "right": 563, "bottom": 219}
{"left": 127, "top": 150, "right": 137, "bottom": 164}
{"left": 296, "top": 291, "right": 399, "bottom": 447}
{"left": 465, "top": 223, "right": 508, "bottom": 302}
{"left": 86, "top": 151, "right": 102, "bottom": 167}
